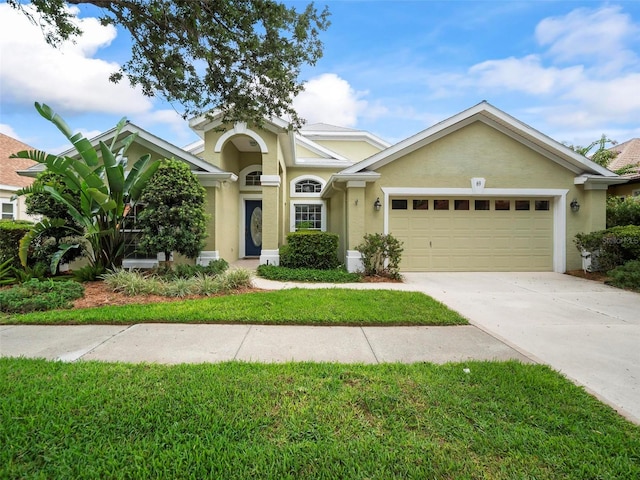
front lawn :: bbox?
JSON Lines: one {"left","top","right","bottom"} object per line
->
{"left": 0, "top": 289, "right": 467, "bottom": 326}
{"left": 2, "top": 359, "right": 639, "bottom": 479}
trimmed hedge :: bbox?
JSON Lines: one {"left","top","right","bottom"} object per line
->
{"left": 279, "top": 231, "right": 340, "bottom": 270}
{"left": 575, "top": 225, "right": 640, "bottom": 272}
{"left": 257, "top": 264, "right": 361, "bottom": 283}
{"left": 0, "top": 220, "right": 32, "bottom": 268}
{"left": 607, "top": 260, "right": 640, "bottom": 291}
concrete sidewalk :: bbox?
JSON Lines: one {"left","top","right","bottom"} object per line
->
{"left": 0, "top": 324, "right": 530, "bottom": 365}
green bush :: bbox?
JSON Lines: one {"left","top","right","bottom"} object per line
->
{"left": 575, "top": 225, "right": 640, "bottom": 271}
{"left": 356, "top": 233, "right": 404, "bottom": 279}
{"left": 0, "top": 279, "right": 84, "bottom": 313}
{"left": 72, "top": 264, "right": 107, "bottom": 282}
{"left": 0, "top": 220, "right": 33, "bottom": 268}
{"left": 607, "top": 195, "right": 640, "bottom": 227}
{"left": 279, "top": 231, "right": 340, "bottom": 270}
{"left": 257, "top": 264, "right": 361, "bottom": 283}
{"left": 607, "top": 260, "right": 640, "bottom": 291}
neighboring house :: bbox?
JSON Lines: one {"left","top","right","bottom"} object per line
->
{"left": 0, "top": 133, "right": 38, "bottom": 221}
{"left": 19, "top": 102, "right": 625, "bottom": 272}
{"left": 606, "top": 138, "right": 640, "bottom": 198}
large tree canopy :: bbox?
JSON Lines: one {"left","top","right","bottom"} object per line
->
{"left": 8, "top": 0, "right": 330, "bottom": 127}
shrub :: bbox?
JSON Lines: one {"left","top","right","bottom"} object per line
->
{"left": 0, "top": 258, "right": 16, "bottom": 286}
{"left": 0, "top": 279, "right": 84, "bottom": 313}
{"left": 157, "top": 259, "right": 229, "bottom": 279}
{"left": 257, "top": 264, "right": 361, "bottom": 283}
{"left": 0, "top": 220, "right": 33, "bottom": 268}
{"left": 72, "top": 264, "right": 107, "bottom": 282}
{"left": 607, "top": 260, "right": 640, "bottom": 291}
{"left": 575, "top": 225, "right": 640, "bottom": 271}
{"left": 356, "top": 233, "right": 404, "bottom": 279}
{"left": 607, "top": 195, "right": 640, "bottom": 227}
{"left": 279, "top": 231, "right": 340, "bottom": 270}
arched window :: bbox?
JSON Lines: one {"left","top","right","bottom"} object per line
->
{"left": 245, "top": 170, "right": 262, "bottom": 187}
{"left": 295, "top": 179, "right": 322, "bottom": 194}
{"left": 290, "top": 175, "right": 325, "bottom": 197}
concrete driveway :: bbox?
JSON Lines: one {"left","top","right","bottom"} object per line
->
{"left": 401, "top": 272, "right": 640, "bottom": 424}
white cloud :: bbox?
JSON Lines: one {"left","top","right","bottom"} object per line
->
{"left": 0, "top": 4, "right": 152, "bottom": 115}
{"left": 0, "top": 123, "right": 21, "bottom": 139}
{"left": 468, "top": 55, "right": 584, "bottom": 95}
{"left": 535, "top": 6, "right": 639, "bottom": 70}
{"left": 293, "top": 73, "right": 372, "bottom": 127}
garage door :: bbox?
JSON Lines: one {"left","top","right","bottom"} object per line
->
{"left": 389, "top": 197, "right": 553, "bottom": 271}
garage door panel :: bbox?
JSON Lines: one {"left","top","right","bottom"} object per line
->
{"left": 391, "top": 197, "right": 553, "bottom": 272}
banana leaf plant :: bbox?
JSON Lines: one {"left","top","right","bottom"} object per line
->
{"left": 11, "top": 102, "right": 161, "bottom": 273}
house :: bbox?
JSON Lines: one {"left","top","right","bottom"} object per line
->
{"left": 0, "top": 133, "right": 38, "bottom": 221}
{"left": 606, "top": 138, "right": 640, "bottom": 198}
{"left": 20, "top": 102, "right": 625, "bottom": 272}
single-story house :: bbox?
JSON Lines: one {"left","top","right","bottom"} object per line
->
{"left": 0, "top": 133, "right": 38, "bottom": 221}
{"left": 20, "top": 102, "right": 626, "bottom": 272}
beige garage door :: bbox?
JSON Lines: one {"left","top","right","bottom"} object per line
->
{"left": 389, "top": 197, "right": 553, "bottom": 271}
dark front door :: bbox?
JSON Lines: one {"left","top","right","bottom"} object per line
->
{"left": 245, "top": 200, "right": 262, "bottom": 257}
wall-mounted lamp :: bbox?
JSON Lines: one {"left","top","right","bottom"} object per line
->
{"left": 570, "top": 199, "right": 580, "bottom": 212}
{"left": 374, "top": 197, "right": 382, "bottom": 211}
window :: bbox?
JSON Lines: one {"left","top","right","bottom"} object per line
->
{"left": 391, "top": 199, "right": 408, "bottom": 210}
{"left": 295, "top": 179, "right": 322, "bottom": 194}
{"left": 413, "top": 199, "right": 428, "bottom": 210}
{"left": 1, "top": 202, "right": 14, "bottom": 220}
{"left": 434, "top": 199, "right": 449, "bottom": 210}
{"left": 121, "top": 204, "right": 155, "bottom": 260}
{"left": 454, "top": 199, "right": 469, "bottom": 210}
{"left": 515, "top": 200, "right": 530, "bottom": 211}
{"left": 294, "top": 203, "right": 322, "bottom": 230}
{"left": 535, "top": 200, "right": 550, "bottom": 211}
{"left": 632, "top": 189, "right": 640, "bottom": 197}
{"left": 245, "top": 170, "right": 262, "bottom": 187}
{"left": 495, "top": 200, "right": 510, "bottom": 211}
{"left": 475, "top": 200, "right": 490, "bottom": 211}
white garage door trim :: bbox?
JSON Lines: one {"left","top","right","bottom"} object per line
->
{"left": 381, "top": 187, "right": 569, "bottom": 273}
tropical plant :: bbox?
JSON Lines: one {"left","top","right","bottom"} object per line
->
{"left": 569, "top": 134, "right": 638, "bottom": 175}
{"left": 356, "top": 233, "right": 404, "bottom": 279}
{"left": 11, "top": 103, "right": 161, "bottom": 273}
{"left": 135, "top": 159, "right": 208, "bottom": 269}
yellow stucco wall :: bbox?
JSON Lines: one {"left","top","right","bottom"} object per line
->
{"left": 343, "top": 121, "right": 607, "bottom": 271}
{"left": 609, "top": 181, "right": 640, "bottom": 198}
{"left": 312, "top": 139, "right": 383, "bottom": 162}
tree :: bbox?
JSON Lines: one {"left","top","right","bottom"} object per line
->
{"left": 135, "top": 159, "right": 208, "bottom": 268}
{"left": 570, "top": 134, "right": 638, "bottom": 175}
{"left": 8, "top": 0, "right": 330, "bottom": 127}
{"left": 12, "top": 102, "right": 160, "bottom": 273}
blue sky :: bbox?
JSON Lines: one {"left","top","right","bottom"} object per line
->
{"left": 1, "top": 1, "right": 640, "bottom": 154}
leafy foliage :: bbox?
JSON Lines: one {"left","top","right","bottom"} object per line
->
{"left": 568, "top": 134, "right": 638, "bottom": 175}
{"left": 0, "top": 279, "right": 84, "bottom": 313}
{"left": 279, "top": 231, "right": 340, "bottom": 270}
{"left": 607, "top": 260, "right": 640, "bottom": 291}
{"left": 607, "top": 195, "right": 640, "bottom": 227}
{"left": 356, "top": 233, "right": 404, "bottom": 279}
{"left": 0, "top": 220, "right": 32, "bottom": 269}
{"left": 156, "top": 259, "right": 229, "bottom": 280}
{"left": 7, "top": 0, "right": 330, "bottom": 127}
{"left": 135, "top": 159, "right": 209, "bottom": 266}
{"left": 0, "top": 258, "right": 16, "bottom": 286}
{"left": 575, "top": 225, "right": 640, "bottom": 272}
{"left": 257, "top": 264, "right": 361, "bottom": 283}
{"left": 11, "top": 103, "right": 160, "bottom": 272}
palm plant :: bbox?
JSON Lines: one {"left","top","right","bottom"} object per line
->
{"left": 11, "top": 103, "right": 160, "bottom": 273}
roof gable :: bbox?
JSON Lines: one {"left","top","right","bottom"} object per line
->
{"left": 340, "top": 102, "right": 617, "bottom": 178}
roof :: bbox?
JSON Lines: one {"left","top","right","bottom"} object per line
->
{"left": 20, "top": 122, "right": 229, "bottom": 178}
{"left": 339, "top": 101, "right": 619, "bottom": 180}
{"left": 300, "top": 123, "right": 360, "bottom": 133}
{"left": 0, "top": 133, "right": 37, "bottom": 188}
{"left": 608, "top": 138, "right": 640, "bottom": 178}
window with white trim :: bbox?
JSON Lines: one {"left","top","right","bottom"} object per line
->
{"left": 1, "top": 201, "right": 14, "bottom": 220}
{"left": 121, "top": 203, "right": 156, "bottom": 260}
{"left": 290, "top": 175, "right": 325, "bottom": 197}
{"left": 245, "top": 170, "right": 262, "bottom": 187}
{"left": 290, "top": 200, "right": 326, "bottom": 231}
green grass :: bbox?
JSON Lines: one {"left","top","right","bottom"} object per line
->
{"left": 2, "top": 359, "right": 639, "bottom": 479}
{"left": 0, "top": 289, "right": 467, "bottom": 326}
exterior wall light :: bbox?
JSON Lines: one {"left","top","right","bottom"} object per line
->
{"left": 374, "top": 197, "right": 382, "bottom": 211}
{"left": 570, "top": 199, "right": 580, "bottom": 212}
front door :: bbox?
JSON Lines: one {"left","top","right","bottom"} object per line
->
{"left": 245, "top": 200, "right": 262, "bottom": 257}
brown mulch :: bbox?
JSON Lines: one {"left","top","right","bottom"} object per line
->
{"left": 72, "top": 281, "right": 260, "bottom": 310}
{"left": 565, "top": 270, "right": 610, "bottom": 284}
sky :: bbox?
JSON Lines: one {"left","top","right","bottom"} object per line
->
{"left": 1, "top": 0, "right": 640, "bottom": 154}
